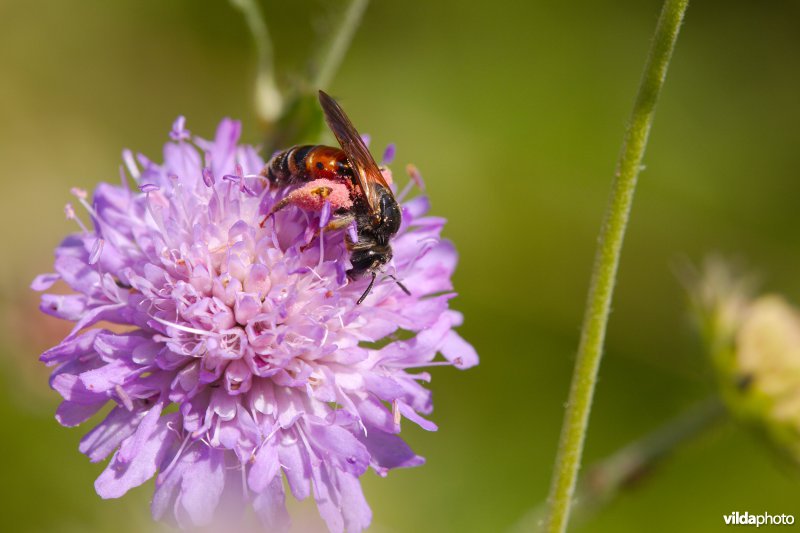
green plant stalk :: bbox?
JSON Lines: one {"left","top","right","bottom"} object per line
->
{"left": 265, "top": 0, "right": 371, "bottom": 152}
{"left": 543, "top": 1, "right": 690, "bottom": 532}
{"left": 310, "top": 0, "right": 370, "bottom": 91}
{"left": 229, "top": 0, "right": 282, "bottom": 123}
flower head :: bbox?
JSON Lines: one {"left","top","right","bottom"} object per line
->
{"left": 34, "top": 118, "right": 477, "bottom": 531}
{"left": 688, "top": 259, "right": 800, "bottom": 466}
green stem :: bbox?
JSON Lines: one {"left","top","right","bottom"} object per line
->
{"left": 516, "top": 398, "right": 724, "bottom": 532}
{"left": 310, "top": 0, "right": 370, "bottom": 91}
{"left": 229, "top": 0, "right": 283, "bottom": 123}
{"left": 263, "top": 0, "right": 370, "bottom": 152}
{"left": 544, "top": 1, "right": 689, "bottom": 532}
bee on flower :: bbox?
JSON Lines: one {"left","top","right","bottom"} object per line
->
{"left": 33, "top": 109, "right": 477, "bottom": 531}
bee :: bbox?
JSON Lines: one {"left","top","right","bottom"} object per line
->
{"left": 261, "top": 90, "right": 410, "bottom": 304}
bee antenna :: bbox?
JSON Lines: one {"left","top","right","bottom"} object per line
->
{"left": 388, "top": 274, "right": 411, "bottom": 296}
{"left": 357, "top": 273, "right": 411, "bottom": 305}
{"left": 357, "top": 271, "right": 377, "bottom": 305}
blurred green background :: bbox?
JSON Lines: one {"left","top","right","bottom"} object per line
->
{"left": 2, "top": 1, "right": 800, "bottom": 531}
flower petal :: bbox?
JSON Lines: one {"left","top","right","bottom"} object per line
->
{"left": 312, "top": 465, "right": 344, "bottom": 533}
{"left": 440, "top": 330, "right": 479, "bottom": 369}
{"left": 248, "top": 439, "right": 280, "bottom": 493}
{"left": 118, "top": 402, "right": 164, "bottom": 463}
{"left": 358, "top": 426, "right": 425, "bottom": 472}
{"left": 252, "top": 476, "right": 290, "bottom": 531}
{"left": 40, "top": 329, "right": 101, "bottom": 365}
{"left": 55, "top": 400, "right": 106, "bottom": 427}
{"left": 398, "top": 401, "right": 438, "bottom": 431}
{"left": 174, "top": 445, "right": 226, "bottom": 528}
{"left": 307, "top": 423, "right": 370, "bottom": 477}
{"left": 31, "top": 273, "right": 60, "bottom": 291}
{"left": 279, "top": 431, "right": 312, "bottom": 500}
{"left": 95, "top": 413, "right": 178, "bottom": 499}
{"left": 338, "top": 471, "right": 372, "bottom": 533}
{"left": 79, "top": 406, "right": 144, "bottom": 462}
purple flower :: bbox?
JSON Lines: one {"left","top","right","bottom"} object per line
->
{"left": 33, "top": 118, "right": 477, "bottom": 531}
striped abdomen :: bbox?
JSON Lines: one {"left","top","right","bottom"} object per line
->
{"left": 262, "top": 145, "right": 352, "bottom": 186}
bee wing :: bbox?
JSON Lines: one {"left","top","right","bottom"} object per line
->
{"left": 319, "top": 90, "right": 392, "bottom": 215}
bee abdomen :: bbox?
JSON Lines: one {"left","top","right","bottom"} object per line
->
{"left": 262, "top": 145, "right": 316, "bottom": 185}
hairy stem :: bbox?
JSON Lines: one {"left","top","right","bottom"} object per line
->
{"left": 229, "top": 0, "right": 282, "bottom": 123}
{"left": 310, "top": 0, "right": 370, "bottom": 91}
{"left": 544, "top": 1, "right": 690, "bottom": 531}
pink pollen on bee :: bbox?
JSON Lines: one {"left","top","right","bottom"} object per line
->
{"left": 285, "top": 179, "right": 352, "bottom": 211}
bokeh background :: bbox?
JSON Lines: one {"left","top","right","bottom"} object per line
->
{"left": 2, "top": 1, "right": 800, "bottom": 531}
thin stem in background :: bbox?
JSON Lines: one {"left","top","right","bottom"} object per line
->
{"left": 544, "top": 1, "right": 690, "bottom": 532}
{"left": 229, "top": 0, "right": 283, "bottom": 123}
{"left": 310, "top": 0, "right": 370, "bottom": 91}
{"left": 514, "top": 397, "right": 724, "bottom": 532}
{"left": 260, "top": 0, "right": 371, "bottom": 152}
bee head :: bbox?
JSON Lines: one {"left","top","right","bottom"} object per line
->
{"left": 348, "top": 245, "right": 392, "bottom": 277}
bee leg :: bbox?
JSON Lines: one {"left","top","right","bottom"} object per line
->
{"left": 259, "top": 179, "right": 352, "bottom": 228}
{"left": 258, "top": 185, "right": 332, "bottom": 228}
{"left": 259, "top": 196, "right": 290, "bottom": 227}
{"left": 299, "top": 214, "right": 356, "bottom": 252}
{"left": 320, "top": 214, "right": 356, "bottom": 232}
